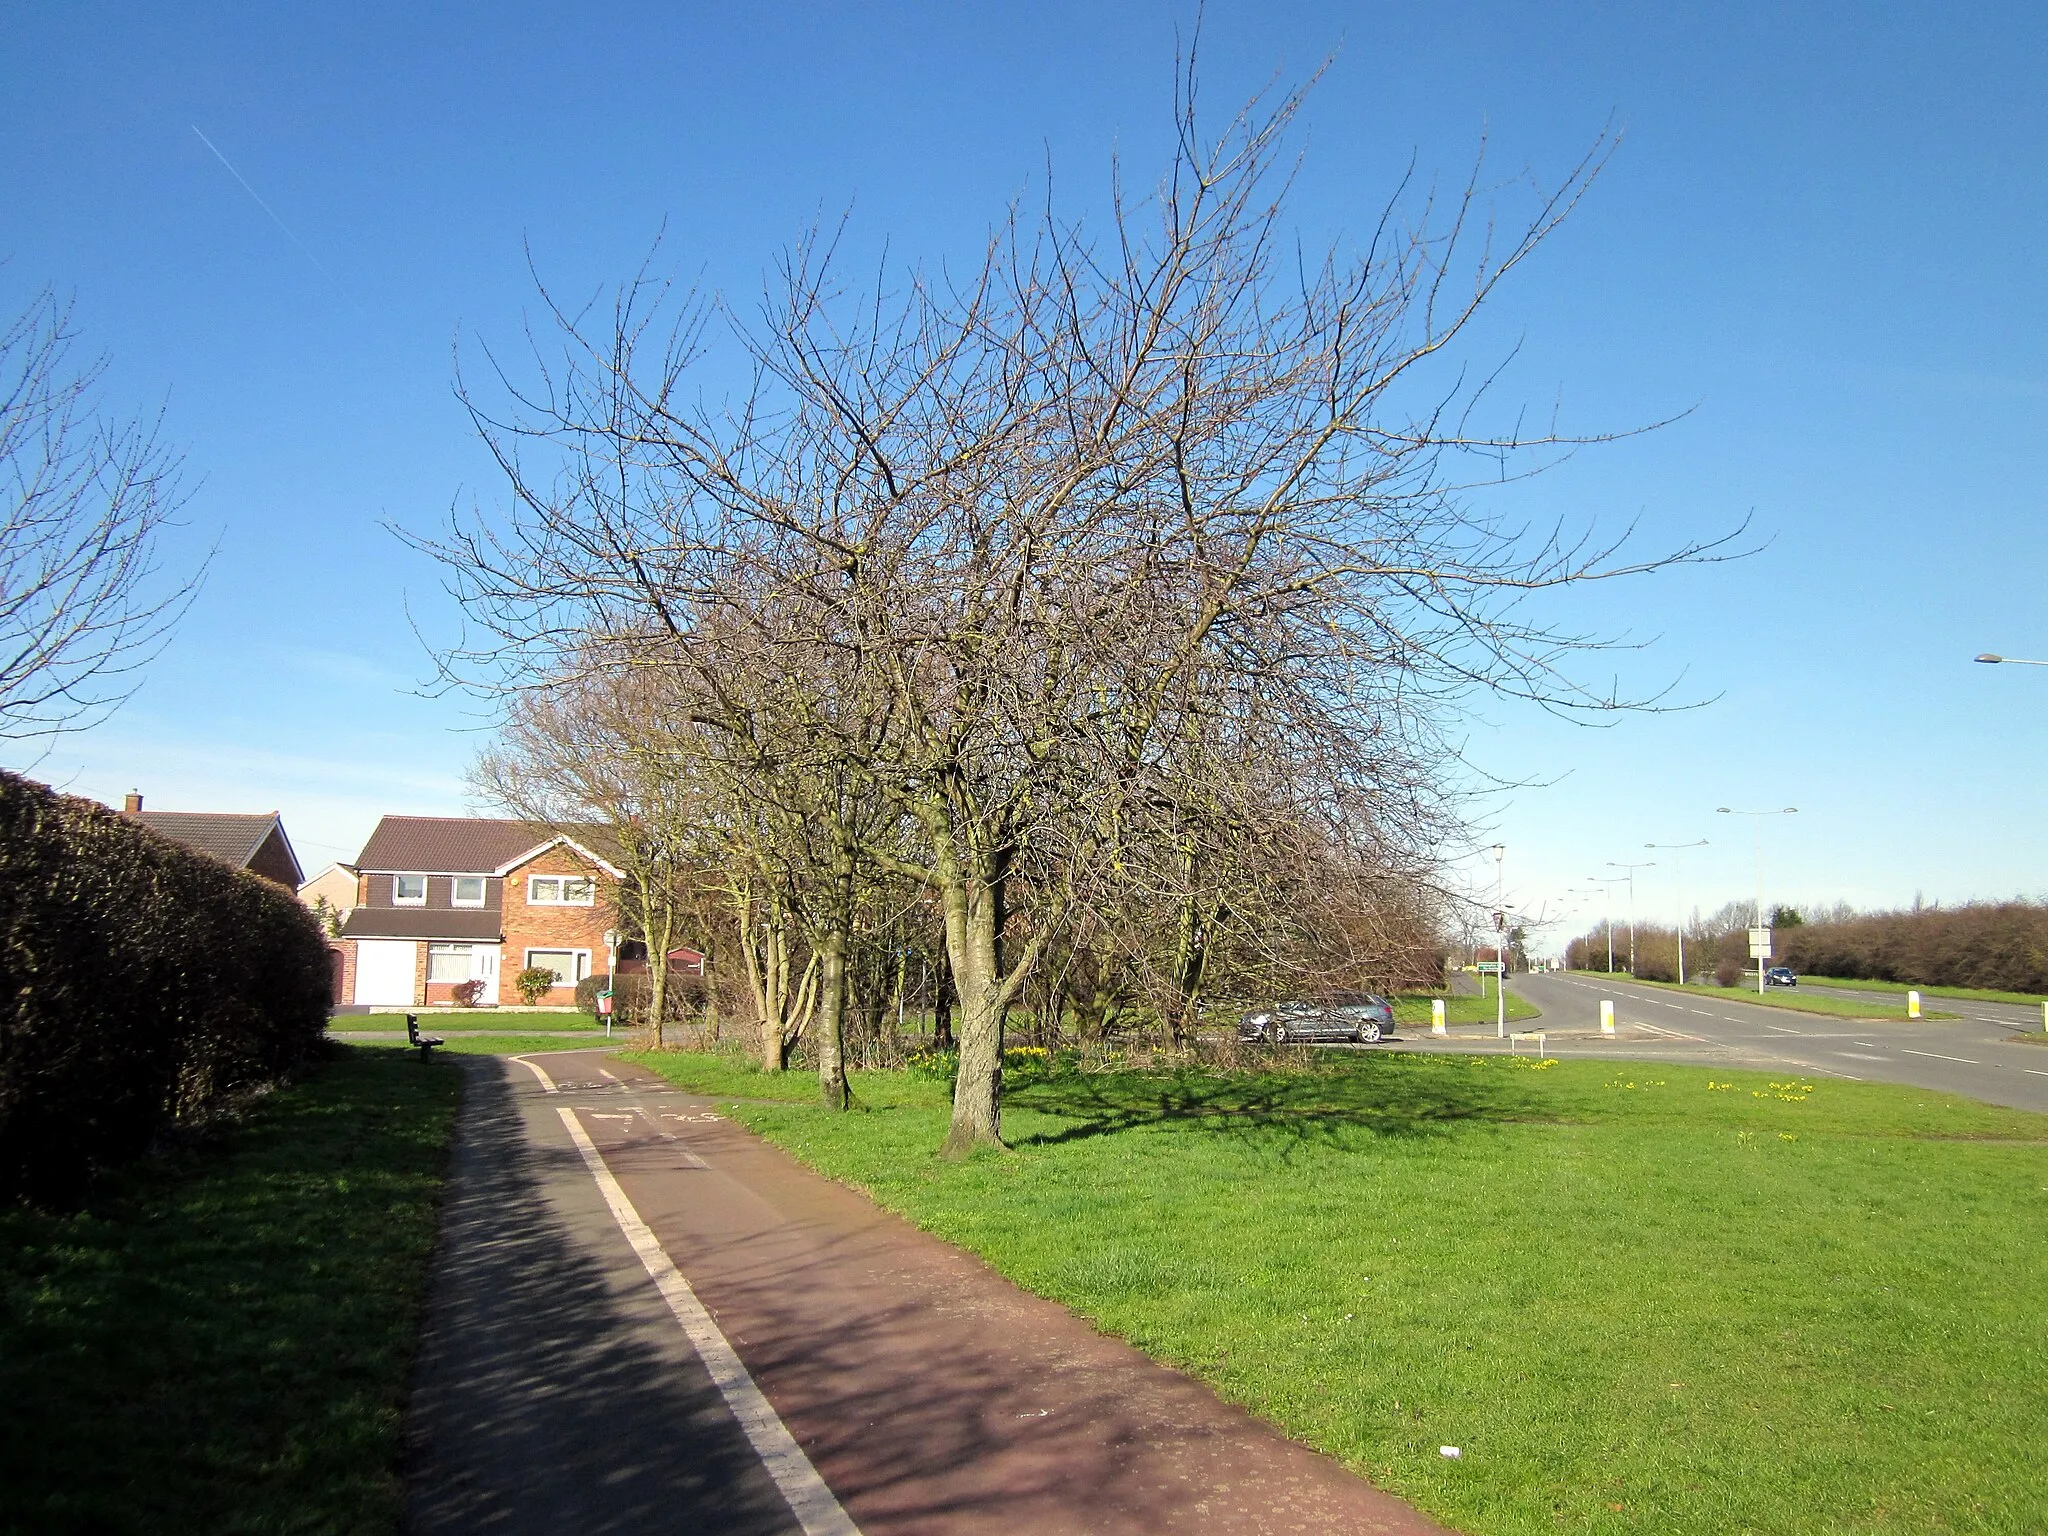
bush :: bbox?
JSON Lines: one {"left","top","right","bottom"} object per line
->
{"left": 512, "top": 967, "right": 557, "bottom": 1005}
{"left": 450, "top": 979, "right": 485, "bottom": 1007}
{"left": 575, "top": 971, "right": 709, "bottom": 1022}
{"left": 0, "top": 771, "right": 332, "bottom": 1202}
{"left": 1713, "top": 957, "right": 1743, "bottom": 988}
{"left": 1778, "top": 902, "right": 2048, "bottom": 993}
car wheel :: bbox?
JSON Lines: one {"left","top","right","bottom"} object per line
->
{"left": 1271, "top": 1021, "right": 1289, "bottom": 1045}
{"left": 1359, "top": 1019, "right": 1384, "bottom": 1043}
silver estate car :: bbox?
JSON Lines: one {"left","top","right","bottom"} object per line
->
{"left": 1239, "top": 991, "right": 1396, "bottom": 1045}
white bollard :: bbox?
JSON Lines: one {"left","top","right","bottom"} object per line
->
{"left": 1432, "top": 998, "right": 1447, "bottom": 1035}
{"left": 1600, "top": 999, "right": 1615, "bottom": 1035}
{"left": 2041, "top": 1000, "right": 2046, "bottom": 1034}
{"left": 1907, "top": 990, "right": 1922, "bottom": 1020}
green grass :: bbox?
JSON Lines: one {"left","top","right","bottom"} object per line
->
{"left": 1392, "top": 990, "right": 1540, "bottom": 1027}
{"left": 645, "top": 1049, "right": 2048, "bottom": 1535}
{"left": 1570, "top": 972, "right": 1958, "bottom": 1021}
{"left": 328, "top": 1008, "right": 600, "bottom": 1032}
{"left": 0, "top": 1044, "right": 461, "bottom": 1534}
{"left": 1795, "top": 976, "right": 2048, "bottom": 1007}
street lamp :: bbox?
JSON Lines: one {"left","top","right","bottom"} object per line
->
{"left": 1491, "top": 844, "right": 1507, "bottom": 1039}
{"left": 1716, "top": 806, "right": 1798, "bottom": 995}
{"left": 1644, "top": 839, "right": 1708, "bottom": 985}
{"left": 1976, "top": 653, "right": 2048, "bottom": 666}
{"left": 1584, "top": 874, "right": 1629, "bottom": 974}
{"left": 1605, "top": 860, "right": 1656, "bottom": 975}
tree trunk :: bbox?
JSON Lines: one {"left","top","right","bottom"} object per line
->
{"left": 932, "top": 959, "right": 954, "bottom": 1048}
{"left": 815, "top": 837, "right": 854, "bottom": 1109}
{"left": 941, "top": 880, "right": 1006, "bottom": 1158}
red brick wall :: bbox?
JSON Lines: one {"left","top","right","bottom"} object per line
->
{"left": 336, "top": 940, "right": 357, "bottom": 1005}
{"left": 501, "top": 844, "right": 615, "bottom": 1004}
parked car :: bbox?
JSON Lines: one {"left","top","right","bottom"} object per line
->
{"left": 1240, "top": 991, "right": 1395, "bottom": 1044}
{"left": 1765, "top": 966, "right": 1798, "bottom": 988}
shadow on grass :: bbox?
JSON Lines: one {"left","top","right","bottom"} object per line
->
{"left": 0, "top": 1045, "right": 459, "bottom": 1533}
{"left": 1006, "top": 1053, "right": 1550, "bottom": 1154}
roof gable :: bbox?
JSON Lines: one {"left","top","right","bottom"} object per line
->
{"left": 355, "top": 815, "right": 556, "bottom": 874}
{"left": 494, "top": 832, "right": 625, "bottom": 879}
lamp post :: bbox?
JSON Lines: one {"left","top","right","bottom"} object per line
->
{"left": 1644, "top": 839, "right": 1709, "bottom": 985}
{"left": 1716, "top": 807, "right": 1798, "bottom": 995}
{"left": 1584, "top": 875, "right": 1628, "bottom": 973}
{"left": 1975, "top": 653, "right": 2048, "bottom": 666}
{"left": 1605, "top": 860, "right": 1656, "bottom": 976}
{"left": 1491, "top": 844, "right": 1507, "bottom": 1039}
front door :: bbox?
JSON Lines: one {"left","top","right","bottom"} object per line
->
{"left": 473, "top": 945, "right": 500, "bottom": 1005}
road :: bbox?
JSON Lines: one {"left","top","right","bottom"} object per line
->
{"left": 1392, "top": 971, "right": 2048, "bottom": 1114}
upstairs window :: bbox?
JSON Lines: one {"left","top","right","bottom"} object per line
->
{"left": 528, "top": 875, "right": 595, "bottom": 906}
{"left": 394, "top": 874, "right": 427, "bottom": 906}
{"left": 453, "top": 876, "right": 486, "bottom": 907}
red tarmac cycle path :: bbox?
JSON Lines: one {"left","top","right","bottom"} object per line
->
{"left": 404, "top": 1049, "right": 1450, "bottom": 1535}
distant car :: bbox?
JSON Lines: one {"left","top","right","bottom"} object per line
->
{"left": 1765, "top": 967, "right": 1798, "bottom": 987}
{"left": 1240, "top": 991, "right": 1395, "bottom": 1045}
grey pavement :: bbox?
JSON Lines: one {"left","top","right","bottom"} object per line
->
{"left": 1390, "top": 971, "right": 2048, "bottom": 1113}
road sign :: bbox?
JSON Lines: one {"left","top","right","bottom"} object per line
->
{"left": 1748, "top": 926, "right": 1773, "bottom": 960}
{"left": 1492, "top": 910, "right": 1506, "bottom": 931}
{"left": 1475, "top": 960, "right": 1503, "bottom": 973}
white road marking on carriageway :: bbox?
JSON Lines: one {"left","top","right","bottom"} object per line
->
{"left": 1900, "top": 1049, "right": 1980, "bottom": 1066}
{"left": 558, "top": 1108, "right": 861, "bottom": 1536}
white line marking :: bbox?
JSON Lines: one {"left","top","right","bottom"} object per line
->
{"left": 2026, "top": 1069, "right": 2048, "bottom": 1078}
{"left": 557, "top": 1108, "right": 859, "bottom": 1535}
{"left": 508, "top": 1055, "right": 558, "bottom": 1093}
{"left": 598, "top": 1067, "right": 621, "bottom": 1082}
{"left": 1900, "top": 1049, "right": 1980, "bottom": 1066}
{"left": 1765, "top": 1025, "right": 1804, "bottom": 1035}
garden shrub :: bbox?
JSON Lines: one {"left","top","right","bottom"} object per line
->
{"left": 0, "top": 771, "right": 333, "bottom": 1202}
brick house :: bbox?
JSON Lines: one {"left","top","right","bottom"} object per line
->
{"left": 338, "top": 816, "right": 625, "bottom": 1007}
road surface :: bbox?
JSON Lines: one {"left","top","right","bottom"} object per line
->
{"left": 1393, "top": 971, "right": 2048, "bottom": 1114}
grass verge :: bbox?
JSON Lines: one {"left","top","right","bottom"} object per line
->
{"left": 1795, "top": 976, "right": 2048, "bottom": 1007}
{"left": 0, "top": 1044, "right": 461, "bottom": 1534}
{"left": 329, "top": 1008, "right": 600, "bottom": 1032}
{"left": 634, "top": 1048, "right": 2048, "bottom": 1536}
{"left": 1391, "top": 990, "right": 1540, "bottom": 1027}
{"left": 1570, "top": 972, "right": 1957, "bottom": 1021}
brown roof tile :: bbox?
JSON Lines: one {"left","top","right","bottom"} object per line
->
{"left": 340, "top": 908, "right": 505, "bottom": 942}
{"left": 354, "top": 816, "right": 554, "bottom": 874}
{"left": 132, "top": 810, "right": 287, "bottom": 871}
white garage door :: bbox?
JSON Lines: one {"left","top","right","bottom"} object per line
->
{"left": 353, "top": 940, "right": 417, "bottom": 1006}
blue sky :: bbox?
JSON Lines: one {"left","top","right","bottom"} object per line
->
{"left": 3, "top": 2, "right": 2042, "bottom": 945}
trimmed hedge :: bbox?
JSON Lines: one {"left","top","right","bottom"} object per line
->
{"left": 0, "top": 771, "right": 332, "bottom": 1201}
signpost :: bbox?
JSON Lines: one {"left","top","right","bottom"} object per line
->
{"left": 1748, "top": 927, "right": 1773, "bottom": 997}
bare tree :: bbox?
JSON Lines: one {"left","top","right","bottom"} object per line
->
{"left": 420, "top": 56, "right": 1736, "bottom": 1156}
{"left": 0, "top": 288, "right": 201, "bottom": 745}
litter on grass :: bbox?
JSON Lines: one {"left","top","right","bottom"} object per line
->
{"left": 1440, "top": 1446, "right": 1462, "bottom": 1459}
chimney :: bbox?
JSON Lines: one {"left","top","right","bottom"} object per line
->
{"left": 123, "top": 791, "right": 143, "bottom": 813}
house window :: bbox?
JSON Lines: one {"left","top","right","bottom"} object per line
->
{"left": 528, "top": 875, "right": 596, "bottom": 906}
{"left": 524, "top": 949, "right": 588, "bottom": 987}
{"left": 452, "top": 876, "right": 486, "bottom": 907}
{"left": 426, "top": 944, "right": 473, "bottom": 983}
{"left": 394, "top": 874, "right": 427, "bottom": 906}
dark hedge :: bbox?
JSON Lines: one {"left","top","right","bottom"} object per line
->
{"left": 1778, "top": 902, "right": 2048, "bottom": 994}
{"left": 0, "top": 771, "right": 332, "bottom": 1201}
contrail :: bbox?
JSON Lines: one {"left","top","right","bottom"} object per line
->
{"left": 190, "top": 124, "right": 339, "bottom": 284}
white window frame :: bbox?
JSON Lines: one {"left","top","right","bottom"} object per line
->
{"left": 527, "top": 874, "right": 596, "bottom": 906}
{"left": 426, "top": 943, "right": 474, "bottom": 983}
{"left": 523, "top": 948, "right": 590, "bottom": 987}
{"left": 393, "top": 873, "right": 427, "bottom": 907}
{"left": 452, "top": 875, "right": 487, "bottom": 908}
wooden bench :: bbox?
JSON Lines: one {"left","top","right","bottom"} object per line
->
{"left": 406, "top": 1013, "right": 443, "bottom": 1061}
